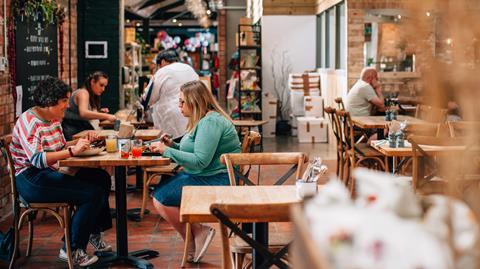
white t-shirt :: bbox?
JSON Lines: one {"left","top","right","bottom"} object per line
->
{"left": 345, "top": 79, "right": 378, "bottom": 116}
{"left": 142, "top": 62, "right": 199, "bottom": 138}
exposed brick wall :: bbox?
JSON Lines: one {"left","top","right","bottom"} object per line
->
{"left": 0, "top": 0, "right": 77, "bottom": 219}
{"left": 217, "top": 9, "right": 227, "bottom": 107}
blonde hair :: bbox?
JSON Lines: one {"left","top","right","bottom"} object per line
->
{"left": 181, "top": 80, "right": 232, "bottom": 132}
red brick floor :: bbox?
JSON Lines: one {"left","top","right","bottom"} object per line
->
{"left": 0, "top": 160, "right": 335, "bottom": 268}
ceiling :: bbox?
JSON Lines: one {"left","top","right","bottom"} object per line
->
{"left": 124, "top": 0, "right": 217, "bottom": 22}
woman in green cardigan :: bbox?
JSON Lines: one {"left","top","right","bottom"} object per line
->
{"left": 150, "top": 80, "right": 241, "bottom": 263}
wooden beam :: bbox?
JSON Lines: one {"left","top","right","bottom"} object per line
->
{"left": 150, "top": 0, "right": 185, "bottom": 18}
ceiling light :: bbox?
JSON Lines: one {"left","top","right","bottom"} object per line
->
{"left": 206, "top": 10, "right": 211, "bottom": 15}
{"left": 172, "top": 18, "right": 177, "bottom": 23}
{"left": 397, "top": 15, "right": 402, "bottom": 19}
{"left": 126, "top": 19, "right": 130, "bottom": 23}
{"left": 178, "top": 23, "right": 183, "bottom": 27}
{"left": 136, "top": 22, "right": 141, "bottom": 27}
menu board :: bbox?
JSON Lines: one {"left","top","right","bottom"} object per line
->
{"left": 15, "top": 19, "right": 58, "bottom": 112}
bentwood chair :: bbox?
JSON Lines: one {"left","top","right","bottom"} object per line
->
{"left": 334, "top": 97, "right": 345, "bottom": 110}
{"left": 336, "top": 110, "right": 386, "bottom": 193}
{"left": 447, "top": 121, "right": 480, "bottom": 138}
{"left": 0, "top": 135, "right": 74, "bottom": 269}
{"left": 415, "top": 105, "right": 448, "bottom": 123}
{"left": 219, "top": 152, "right": 307, "bottom": 268}
{"left": 324, "top": 106, "right": 345, "bottom": 180}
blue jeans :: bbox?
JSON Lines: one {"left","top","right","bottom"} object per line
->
{"left": 16, "top": 167, "right": 112, "bottom": 250}
{"left": 153, "top": 172, "right": 230, "bottom": 207}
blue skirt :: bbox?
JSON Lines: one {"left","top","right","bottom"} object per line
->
{"left": 153, "top": 171, "right": 230, "bottom": 207}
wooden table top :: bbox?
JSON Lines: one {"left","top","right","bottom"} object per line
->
{"left": 352, "top": 115, "right": 427, "bottom": 129}
{"left": 370, "top": 140, "right": 468, "bottom": 157}
{"left": 72, "top": 129, "right": 161, "bottom": 141}
{"left": 99, "top": 120, "right": 153, "bottom": 129}
{"left": 180, "top": 185, "right": 300, "bottom": 223}
{"left": 232, "top": 120, "right": 269, "bottom": 127}
{"left": 59, "top": 152, "right": 170, "bottom": 167}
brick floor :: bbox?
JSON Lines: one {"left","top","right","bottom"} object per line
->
{"left": 0, "top": 142, "right": 336, "bottom": 268}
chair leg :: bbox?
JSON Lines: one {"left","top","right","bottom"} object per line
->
{"left": 235, "top": 253, "right": 245, "bottom": 269}
{"left": 63, "top": 207, "right": 74, "bottom": 269}
{"left": 140, "top": 171, "right": 149, "bottom": 220}
{"left": 181, "top": 223, "right": 192, "bottom": 267}
{"left": 335, "top": 152, "right": 340, "bottom": 177}
{"left": 9, "top": 211, "right": 20, "bottom": 269}
{"left": 26, "top": 215, "right": 34, "bottom": 257}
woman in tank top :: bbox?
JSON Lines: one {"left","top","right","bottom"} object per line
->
{"left": 62, "top": 71, "right": 116, "bottom": 140}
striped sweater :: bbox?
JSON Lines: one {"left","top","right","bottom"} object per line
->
{"left": 10, "top": 109, "right": 66, "bottom": 175}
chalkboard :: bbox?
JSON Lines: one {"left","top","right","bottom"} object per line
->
{"left": 15, "top": 18, "right": 58, "bottom": 112}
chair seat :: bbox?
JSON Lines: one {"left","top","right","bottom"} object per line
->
{"left": 145, "top": 163, "right": 178, "bottom": 174}
{"left": 230, "top": 231, "right": 293, "bottom": 253}
{"left": 22, "top": 202, "right": 70, "bottom": 208}
{"left": 355, "top": 143, "right": 384, "bottom": 158}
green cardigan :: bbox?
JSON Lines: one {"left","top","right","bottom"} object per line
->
{"left": 163, "top": 112, "right": 241, "bottom": 176}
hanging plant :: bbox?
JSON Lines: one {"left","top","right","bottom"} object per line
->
{"left": 12, "top": 0, "right": 65, "bottom": 26}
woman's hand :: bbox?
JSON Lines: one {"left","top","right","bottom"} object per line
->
{"left": 150, "top": 141, "right": 167, "bottom": 154}
{"left": 105, "top": 114, "right": 116, "bottom": 122}
{"left": 72, "top": 138, "right": 90, "bottom": 156}
{"left": 160, "top": 133, "right": 174, "bottom": 147}
{"left": 100, "top": 108, "right": 109, "bottom": 113}
{"left": 83, "top": 131, "right": 99, "bottom": 142}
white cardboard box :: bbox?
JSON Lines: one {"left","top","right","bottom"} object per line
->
{"left": 297, "top": 116, "right": 328, "bottom": 143}
{"left": 290, "top": 89, "right": 320, "bottom": 116}
{"left": 263, "top": 121, "right": 276, "bottom": 138}
{"left": 262, "top": 94, "right": 277, "bottom": 138}
{"left": 304, "top": 95, "right": 324, "bottom": 117}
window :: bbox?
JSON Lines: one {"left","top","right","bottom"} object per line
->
{"left": 316, "top": 1, "right": 346, "bottom": 70}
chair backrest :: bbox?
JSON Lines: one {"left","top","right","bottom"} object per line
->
{"left": 335, "top": 110, "right": 354, "bottom": 153}
{"left": 241, "top": 131, "right": 261, "bottom": 154}
{"left": 0, "top": 135, "right": 18, "bottom": 208}
{"left": 447, "top": 121, "right": 480, "bottom": 138}
{"left": 415, "top": 105, "right": 448, "bottom": 123}
{"left": 211, "top": 202, "right": 293, "bottom": 269}
{"left": 404, "top": 123, "right": 441, "bottom": 137}
{"left": 220, "top": 152, "right": 308, "bottom": 186}
{"left": 334, "top": 97, "right": 345, "bottom": 110}
{"left": 324, "top": 106, "right": 342, "bottom": 149}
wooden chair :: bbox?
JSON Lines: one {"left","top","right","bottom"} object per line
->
{"left": 0, "top": 135, "right": 74, "bottom": 269}
{"left": 211, "top": 202, "right": 292, "bottom": 269}
{"left": 218, "top": 152, "right": 307, "bottom": 268}
{"left": 290, "top": 204, "right": 332, "bottom": 269}
{"left": 336, "top": 110, "right": 386, "bottom": 193}
{"left": 415, "top": 105, "right": 448, "bottom": 123}
{"left": 140, "top": 131, "right": 263, "bottom": 220}
{"left": 408, "top": 135, "right": 469, "bottom": 194}
{"left": 334, "top": 97, "right": 345, "bottom": 110}
{"left": 324, "top": 106, "right": 345, "bottom": 179}
{"left": 447, "top": 121, "right": 480, "bottom": 138}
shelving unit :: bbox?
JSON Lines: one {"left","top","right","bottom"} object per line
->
{"left": 124, "top": 42, "right": 142, "bottom": 109}
{"left": 237, "top": 21, "right": 262, "bottom": 120}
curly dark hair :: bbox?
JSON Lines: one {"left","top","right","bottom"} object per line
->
{"left": 155, "top": 49, "right": 179, "bottom": 64}
{"left": 33, "top": 77, "right": 71, "bottom": 108}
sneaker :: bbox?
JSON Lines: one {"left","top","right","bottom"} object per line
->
{"left": 59, "top": 248, "right": 98, "bottom": 267}
{"left": 89, "top": 233, "right": 112, "bottom": 252}
{"left": 193, "top": 225, "right": 216, "bottom": 263}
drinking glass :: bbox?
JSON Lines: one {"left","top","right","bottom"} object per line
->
{"left": 119, "top": 139, "right": 131, "bottom": 159}
{"left": 131, "top": 139, "right": 143, "bottom": 158}
{"left": 105, "top": 135, "right": 118, "bottom": 153}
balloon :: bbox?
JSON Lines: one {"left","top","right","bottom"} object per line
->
{"left": 174, "top": 36, "right": 181, "bottom": 44}
{"left": 157, "top": 30, "right": 168, "bottom": 41}
{"left": 202, "top": 41, "right": 209, "bottom": 47}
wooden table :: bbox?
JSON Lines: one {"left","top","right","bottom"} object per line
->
{"left": 370, "top": 140, "right": 468, "bottom": 173}
{"left": 180, "top": 185, "right": 299, "bottom": 268}
{"left": 99, "top": 120, "right": 153, "bottom": 129}
{"left": 59, "top": 152, "right": 170, "bottom": 269}
{"left": 351, "top": 115, "right": 427, "bottom": 129}
{"left": 232, "top": 120, "right": 268, "bottom": 128}
{"left": 72, "top": 129, "right": 161, "bottom": 141}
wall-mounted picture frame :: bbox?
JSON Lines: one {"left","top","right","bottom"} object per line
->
{"left": 85, "top": 41, "right": 108, "bottom": 59}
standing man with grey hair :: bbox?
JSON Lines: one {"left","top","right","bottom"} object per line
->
{"left": 140, "top": 49, "right": 199, "bottom": 139}
{"left": 345, "top": 67, "right": 385, "bottom": 116}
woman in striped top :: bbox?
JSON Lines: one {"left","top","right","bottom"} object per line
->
{"left": 11, "top": 77, "right": 112, "bottom": 267}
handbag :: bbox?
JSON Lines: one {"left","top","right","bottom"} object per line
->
{"left": 0, "top": 227, "right": 14, "bottom": 261}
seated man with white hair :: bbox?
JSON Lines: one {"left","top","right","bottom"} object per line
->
{"left": 345, "top": 67, "right": 385, "bottom": 116}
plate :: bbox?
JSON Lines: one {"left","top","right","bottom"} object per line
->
{"left": 76, "top": 147, "right": 105, "bottom": 157}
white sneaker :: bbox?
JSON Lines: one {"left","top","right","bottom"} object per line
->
{"left": 89, "top": 232, "right": 112, "bottom": 252}
{"left": 59, "top": 248, "right": 98, "bottom": 267}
